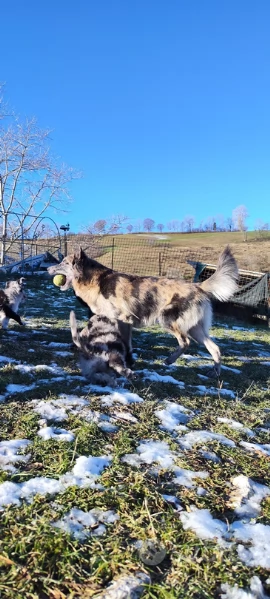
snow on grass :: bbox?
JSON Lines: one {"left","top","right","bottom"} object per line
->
{"left": 0, "top": 454, "right": 112, "bottom": 511}
{"left": 227, "top": 475, "right": 270, "bottom": 518}
{"left": 221, "top": 576, "right": 269, "bottom": 599}
{"left": 199, "top": 449, "right": 221, "bottom": 463}
{"left": 122, "top": 440, "right": 177, "bottom": 469}
{"left": 37, "top": 427, "right": 75, "bottom": 442}
{"left": 6, "top": 383, "right": 37, "bottom": 394}
{"left": 217, "top": 418, "right": 254, "bottom": 437}
{"left": 155, "top": 401, "right": 194, "bottom": 432}
{"left": 240, "top": 441, "right": 270, "bottom": 457}
{"left": 0, "top": 355, "right": 18, "bottom": 363}
{"left": 178, "top": 430, "right": 236, "bottom": 450}
{"left": 192, "top": 385, "right": 236, "bottom": 398}
{"left": 100, "top": 390, "right": 144, "bottom": 407}
{"left": 172, "top": 467, "right": 208, "bottom": 488}
{"left": 221, "top": 365, "right": 242, "bottom": 374}
{"left": 52, "top": 507, "right": 119, "bottom": 540}
{"left": 180, "top": 506, "right": 230, "bottom": 547}
{"left": 32, "top": 396, "right": 89, "bottom": 422}
{"left": 0, "top": 439, "right": 31, "bottom": 473}
{"left": 139, "top": 369, "right": 185, "bottom": 387}
{"left": 231, "top": 521, "right": 270, "bottom": 569}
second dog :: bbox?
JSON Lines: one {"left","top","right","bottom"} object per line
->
{"left": 70, "top": 310, "right": 133, "bottom": 386}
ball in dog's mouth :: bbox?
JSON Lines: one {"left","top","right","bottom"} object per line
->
{"left": 53, "top": 274, "right": 67, "bottom": 288}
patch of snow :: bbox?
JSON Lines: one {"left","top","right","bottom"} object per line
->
{"left": 100, "top": 391, "right": 144, "bottom": 407}
{"left": 122, "top": 440, "right": 177, "bottom": 470}
{"left": 6, "top": 383, "right": 37, "bottom": 394}
{"left": 218, "top": 418, "right": 254, "bottom": 437}
{"left": 173, "top": 467, "right": 208, "bottom": 488}
{"left": 37, "top": 427, "right": 75, "bottom": 442}
{"left": 240, "top": 441, "right": 270, "bottom": 457}
{"left": 179, "top": 430, "right": 236, "bottom": 450}
{"left": 52, "top": 507, "right": 119, "bottom": 540}
{"left": 0, "top": 453, "right": 112, "bottom": 511}
{"left": 228, "top": 475, "right": 270, "bottom": 518}
{"left": 155, "top": 401, "right": 193, "bottom": 432}
{"left": 180, "top": 506, "right": 230, "bottom": 547}
{"left": 231, "top": 521, "right": 270, "bottom": 569}
{"left": 0, "top": 439, "right": 31, "bottom": 473}
{"left": 139, "top": 369, "right": 185, "bottom": 387}
{"left": 221, "top": 576, "right": 269, "bottom": 599}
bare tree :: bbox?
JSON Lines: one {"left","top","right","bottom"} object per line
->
{"left": 107, "top": 214, "right": 129, "bottom": 234}
{"left": 232, "top": 205, "right": 249, "bottom": 240}
{"left": 0, "top": 105, "right": 79, "bottom": 264}
{"left": 183, "top": 215, "right": 195, "bottom": 233}
{"left": 254, "top": 219, "right": 269, "bottom": 238}
{"left": 126, "top": 224, "right": 133, "bottom": 233}
{"left": 93, "top": 219, "right": 107, "bottom": 235}
{"left": 134, "top": 219, "right": 143, "bottom": 232}
{"left": 143, "top": 218, "right": 155, "bottom": 232}
{"left": 225, "top": 217, "right": 233, "bottom": 232}
{"left": 157, "top": 223, "right": 164, "bottom": 232}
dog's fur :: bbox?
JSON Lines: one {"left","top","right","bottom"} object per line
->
{"left": 0, "top": 278, "right": 26, "bottom": 329}
{"left": 70, "top": 310, "right": 133, "bottom": 386}
{"left": 48, "top": 246, "right": 238, "bottom": 374}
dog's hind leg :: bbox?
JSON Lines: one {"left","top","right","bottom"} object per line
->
{"left": 189, "top": 323, "right": 221, "bottom": 376}
{"left": 163, "top": 326, "right": 190, "bottom": 365}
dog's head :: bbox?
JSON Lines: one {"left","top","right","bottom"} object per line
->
{"left": 5, "top": 278, "right": 27, "bottom": 300}
{"left": 47, "top": 248, "right": 88, "bottom": 291}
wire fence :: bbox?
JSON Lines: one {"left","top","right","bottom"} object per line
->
{"left": 0, "top": 232, "right": 269, "bottom": 321}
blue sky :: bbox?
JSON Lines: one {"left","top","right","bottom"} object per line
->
{"left": 1, "top": 0, "right": 270, "bottom": 232}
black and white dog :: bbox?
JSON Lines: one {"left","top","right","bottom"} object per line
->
{"left": 0, "top": 278, "right": 26, "bottom": 329}
{"left": 70, "top": 310, "right": 133, "bottom": 386}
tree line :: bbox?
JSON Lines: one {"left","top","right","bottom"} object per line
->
{"left": 83, "top": 207, "right": 269, "bottom": 239}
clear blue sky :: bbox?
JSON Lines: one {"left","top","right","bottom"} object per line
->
{"left": 1, "top": 0, "right": 270, "bottom": 232}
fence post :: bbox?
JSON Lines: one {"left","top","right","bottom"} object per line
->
{"left": 158, "top": 252, "right": 162, "bottom": 276}
{"left": 112, "top": 237, "right": 115, "bottom": 270}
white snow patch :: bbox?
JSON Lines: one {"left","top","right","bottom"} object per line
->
{"left": 179, "top": 430, "right": 236, "bottom": 450}
{"left": 6, "top": 383, "right": 37, "bottom": 394}
{"left": 37, "top": 427, "right": 75, "bottom": 442}
{"left": 140, "top": 369, "right": 185, "bottom": 387}
{"left": 180, "top": 506, "right": 230, "bottom": 547}
{"left": 0, "top": 453, "right": 112, "bottom": 511}
{"left": 155, "top": 401, "right": 193, "bottom": 432}
{"left": 231, "top": 521, "right": 270, "bottom": 569}
{"left": 240, "top": 441, "right": 270, "bottom": 457}
{"left": 100, "top": 391, "right": 144, "bottom": 407}
{"left": 122, "top": 440, "right": 177, "bottom": 470}
{"left": 173, "top": 467, "right": 208, "bottom": 488}
{"left": 52, "top": 507, "right": 119, "bottom": 540}
{"left": 218, "top": 418, "right": 254, "bottom": 437}
{"left": 0, "top": 439, "right": 31, "bottom": 473}
{"left": 221, "top": 576, "right": 270, "bottom": 599}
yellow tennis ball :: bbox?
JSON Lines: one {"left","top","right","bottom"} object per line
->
{"left": 53, "top": 274, "right": 66, "bottom": 287}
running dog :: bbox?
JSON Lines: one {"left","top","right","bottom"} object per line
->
{"left": 0, "top": 278, "right": 26, "bottom": 329}
{"left": 0, "top": 290, "right": 23, "bottom": 328}
{"left": 70, "top": 310, "right": 133, "bottom": 386}
{"left": 48, "top": 246, "right": 238, "bottom": 375}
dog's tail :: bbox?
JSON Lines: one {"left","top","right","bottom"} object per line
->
{"left": 70, "top": 310, "right": 81, "bottom": 349}
{"left": 199, "top": 246, "right": 238, "bottom": 302}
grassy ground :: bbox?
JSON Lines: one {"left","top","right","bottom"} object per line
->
{"left": 0, "top": 277, "right": 269, "bottom": 598}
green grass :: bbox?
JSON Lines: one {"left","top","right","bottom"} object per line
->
{"left": 0, "top": 277, "right": 269, "bottom": 598}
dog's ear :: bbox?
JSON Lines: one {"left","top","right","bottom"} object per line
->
{"left": 73, "top": 247, "right": 86, "bottom": 265}
{"left": 5, "top": 281, "right": 11, "bottom": 288}
{"left": 19, "top": 277, "right": 26, "bottom": 285}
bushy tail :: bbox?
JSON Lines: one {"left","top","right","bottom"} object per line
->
{"left": 199, "top": 246, "right": 238, "bottom": 302}
{"left": 70, "top": 310, "right": 81, "bottom": 349}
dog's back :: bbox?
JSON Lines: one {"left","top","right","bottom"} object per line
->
{"left": 70, "top": 311, "right": 133, "bottom": 385}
